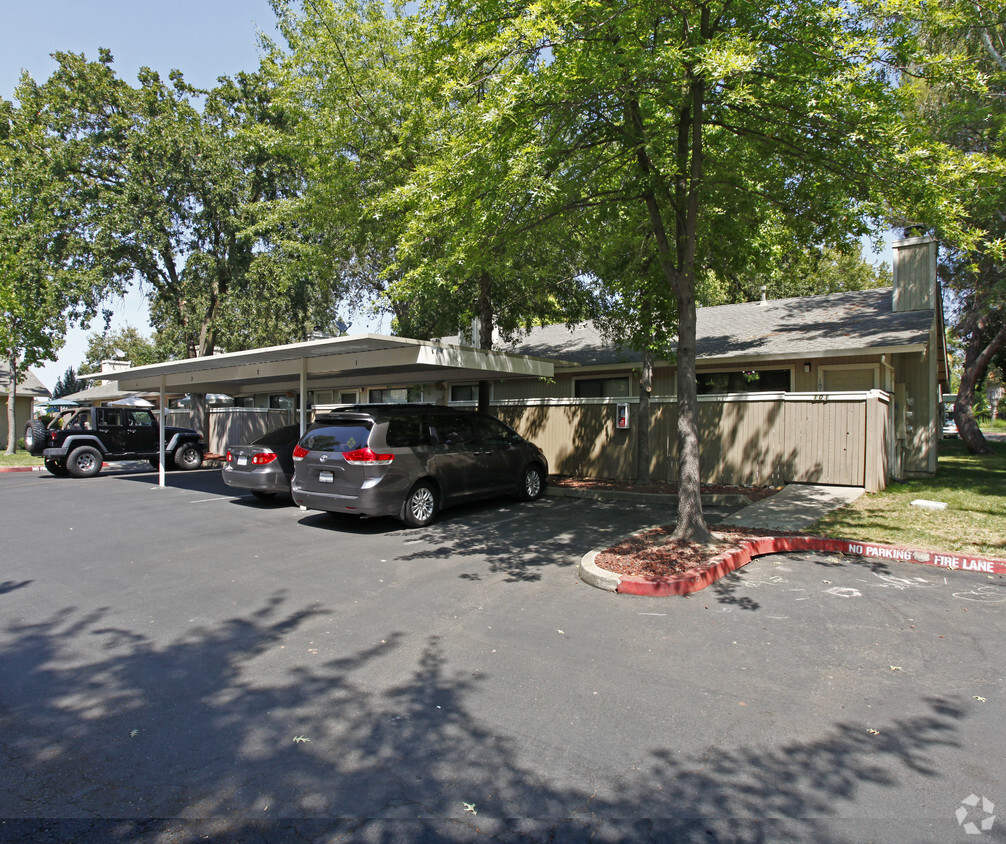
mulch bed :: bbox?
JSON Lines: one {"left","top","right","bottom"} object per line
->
{"left": 593, "top": 525, "right": 799, "bottom": 579}
{"left": 549, "top": 476, "right": 789, "bottom": 578}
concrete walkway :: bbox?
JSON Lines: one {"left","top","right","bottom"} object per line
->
{"left": 720, "top": 483, "right": 865, "bottom": 532}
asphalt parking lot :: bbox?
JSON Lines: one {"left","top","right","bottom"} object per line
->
{"left": 1, "top": 467, "right": 1004, "bottom": 843}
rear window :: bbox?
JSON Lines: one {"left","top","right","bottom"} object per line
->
{"left": 254, "top": 424, "right": 301, "bottom": 446}
{"left": 300, "top": 423, "right": 372, "bottom": 453}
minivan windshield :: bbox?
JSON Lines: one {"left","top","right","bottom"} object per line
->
{"left": 300, "top": 423, "right": 372, "bottom": 453}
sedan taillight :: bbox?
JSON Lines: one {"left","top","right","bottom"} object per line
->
{"left": 342, "top": 447, "right": 394, "bottom": 465}
{"left": 292, "top": 444, "right": 309, "bottom": 460}
{"left": 252, "top": 452, "right": 277, "bottom": 465}
{"left": 225, "top": 450, "right": 233, "bottom": 462}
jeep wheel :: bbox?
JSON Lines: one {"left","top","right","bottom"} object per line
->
{"left": 24, "top": 420, "right": 47, "bottom": 456}
{"left": 401, "top": 481, "right": 438, "bottom": 527}
{"left": 44, "top": 458, "right": 69, "bottom": 477}
{"left": 66, "top": 445, "right": 103, "bottom": 478}
{"left": 173, "top": 443, "right": 203, "bottom": 470}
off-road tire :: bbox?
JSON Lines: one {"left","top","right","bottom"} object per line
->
{"left": 66, "top": 445, "right": 103, "bottom": 478}
{"left": 401, "top": 481, "right": 438, "bottom": 527}
{"left": 44, "top": 457, "right": 69, "bottom": 477}
{"left": 173, "top": 443, "right": 203, "bottom": 470}
{"left": 24, "top": 420, "right": 47, "bottom": 456}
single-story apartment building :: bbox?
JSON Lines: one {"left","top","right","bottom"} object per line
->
{"left": 92, "top": 236, "right": 948, "bottom": 492}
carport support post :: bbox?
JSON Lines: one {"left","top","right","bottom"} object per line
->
{"left": 299, "top": 359, "right": 307, "bottom": 436}
{"left": 158, "top": 376, "right": 166, "bottom": 488}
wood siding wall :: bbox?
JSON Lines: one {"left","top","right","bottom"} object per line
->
{"left": 166, "top": 408, "right": 296, "bottom": 455}
{"left": 500, "top": 392, "right": 892, "bottom": 492}
{"left": 1, "top": 397, "right": 37, "bottom": 448}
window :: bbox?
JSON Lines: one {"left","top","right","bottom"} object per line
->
{"left": 128, "top": 410, "right": 156, "bottom": 427}
{"left": 696, "top": 369, "right": 791, "bottom": 394}
{"left": 99, "top": 408, "right": 122, "bottom": 427}
{"left": 385, "top": 415, "right": 433, "bottom": 447}
{"left": 473, "top": 416, "right": 518, "bottom": 447}
{"left": 369, "top": 387, "right": 424, "bottom": 404}
{"left": 254, "top": 424, "right": 301, "bottom": 446}
{"left": 574, "top": 377, "right": 630, "bottom": 398}
{"left": 233, "top": 396, "right": 256, "bottom": 408}
{"left": 432, "top": 415, "right": 477, "bottom": 447}
{"left": 270, "top": 394, "right": 296, "bottom": 410}
{"left": 450, "top": 384, "right": 479, "bottom": 403}
{"left": 300, "top": 423, "right": 372, "bottom": 454}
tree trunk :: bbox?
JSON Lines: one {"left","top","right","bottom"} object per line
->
{"left": 5, "top": 360, "right": 16, "bottom": 456}
{"left": 636, "top": 350, "right": 653, "bottom": 486}
{"left": 955, "top": 320, "right": 1006, "bottom": 455}
{"left": 4, "top": 372, "right": 14, "bottom": 454}
{"left": 190, "top": 392, "right": 209, "bottom": 443}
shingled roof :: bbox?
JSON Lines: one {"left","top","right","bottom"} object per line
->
{"left": 0, "top": 365, "right": 52, "bottom": 398}
{"left": 502, "top": 287, "right": 933, "bottom": 367}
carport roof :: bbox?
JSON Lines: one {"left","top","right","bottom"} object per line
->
{"left": 83, "top": 333, "right": 560, "bottom": 395}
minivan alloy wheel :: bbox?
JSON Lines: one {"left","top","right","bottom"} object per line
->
{"left": 403, "top": 482, "right": 438, "bottom": 527}
{"left": 521, "top": 465, "right": 544, "bottom": 501}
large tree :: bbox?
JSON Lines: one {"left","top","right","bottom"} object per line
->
{"left": 0, "top": 86, "right": 109, "bottom": 453}
{"left": 34, "top": 51, "right": 334, "bottom": 362}
{"left": 271, "top": 0, "right": 595, "bottom": 418}
{"left": 415, "top": 0, "right": 977, "bottom": 541}
{"left": 911, "top": 5, "right": 1006, "bottom": 453}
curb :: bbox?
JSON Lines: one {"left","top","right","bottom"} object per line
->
{"left": 546, "top": 486, "right": 752, "bottom": 508}
{"left": 0, "top": 465, "right": 44, "bottom": 473}
{"left": 579, "top": 533, "right": 1006, "bottom": 597}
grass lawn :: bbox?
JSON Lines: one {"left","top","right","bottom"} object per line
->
{"left": 0, "top": 451, "right": 43, "bottom": 468}
{"left": 811, "top": 437, "right": 1005, "bottom": 559}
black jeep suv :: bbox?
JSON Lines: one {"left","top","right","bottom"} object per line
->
{"left": 25, "top": 407, "right": 205, "bottom": 478}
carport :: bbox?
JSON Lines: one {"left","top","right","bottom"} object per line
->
{"left": 84, "top": 333, "right": 559, "bottom": 488}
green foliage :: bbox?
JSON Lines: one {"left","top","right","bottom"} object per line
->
{"left": 32, "top": 52, "right": 338, "bottom": 360}
{"left": 701, "top": 242, "right": 891, "bottom": 307}
{"left": 78, "top": 325, "right": 162, "bottom": 374}
{"left": 52, "top": 366, "right": 86, "bottom": 399}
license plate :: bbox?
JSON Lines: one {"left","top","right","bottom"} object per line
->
{"left": 237, "top": 456, "right": 248, "bottom": 466}
{"left": 319, "top": 470, "right": 334, "bottom": 483}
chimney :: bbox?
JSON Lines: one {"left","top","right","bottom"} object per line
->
{"left": 892, "top": 235, "right": 938, "bottom": 313}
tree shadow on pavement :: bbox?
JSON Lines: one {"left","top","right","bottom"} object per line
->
{"left": 0, "top": 592, "right": 973, "bottom": 843}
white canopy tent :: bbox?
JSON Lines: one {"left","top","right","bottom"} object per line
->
{"left": 84, "top": 333, "right": 561, "bottom": 488}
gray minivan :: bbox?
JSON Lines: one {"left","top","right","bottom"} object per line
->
{"left": 290, "top": 405, "right": 548, "bottom": 526}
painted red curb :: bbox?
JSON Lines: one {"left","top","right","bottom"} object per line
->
{"left": 0, "top": 465, "right": 44, "bottom": 473}
{"left": 615, "top": 536, "right": 1006, "bottom": 596}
